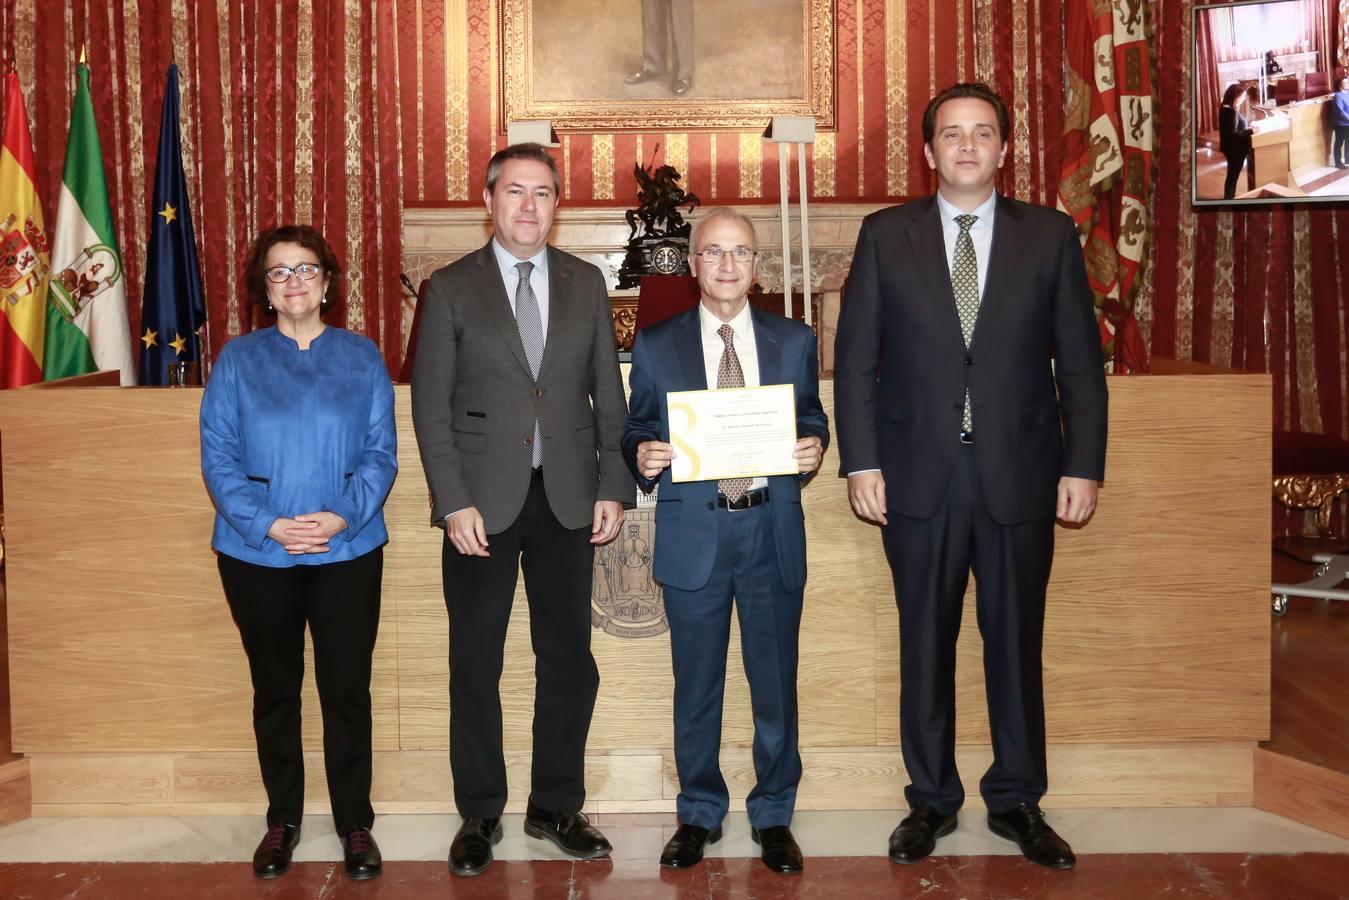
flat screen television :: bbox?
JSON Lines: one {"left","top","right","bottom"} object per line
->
{"left": 1192, "top": 0, "right": 1348, "bottom": 205}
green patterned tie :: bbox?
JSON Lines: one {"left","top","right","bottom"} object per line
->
{"left": 951, "top": 214, "right": 979, "bottom": 433}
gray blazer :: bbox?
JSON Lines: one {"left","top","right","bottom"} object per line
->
{"left": 410, "top": 242, "right": 634, "bottom": 534}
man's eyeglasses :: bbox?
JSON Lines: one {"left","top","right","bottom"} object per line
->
{"left": 264, "top": 263, "right": 325, "bottom": 283}
{"left": 697, "top": 246, "right": 756, "bottom": 263}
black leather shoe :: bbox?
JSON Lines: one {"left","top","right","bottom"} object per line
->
{"left": 340, "top": 828, "right": 382, "bottom": 880}
{"left": 252, "top": 823, "right": 300, "bottom": 879}
{"left": 889, "top": 802, "right": 957, "bottom": 864}
{"left": 751, "top": 826, "right": 803, "bottom": 875}
{"left": 987, "top": 803, "right": 1076, "bottom": 869}
{"left": 659, "top": 823, "right": 722, "bottom": 868}
{"left": 673, "top": 78, "right": 692, "bottom": 95}
{"left": 449, "top": 817, "right": 503, "bottom": 877}
{"left": 523, "top": 800, "right": 612, "bottom": 859}
{"left": 625, "top": 69, "right": 662, "bottom": 85}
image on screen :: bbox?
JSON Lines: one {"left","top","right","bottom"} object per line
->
{"left": 1192, "top": 0, "right": 1349, "bottom": 205}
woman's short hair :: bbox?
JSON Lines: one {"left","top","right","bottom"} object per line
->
{"left": 244, "top": 224, "right": 343, "bottom": 317}
{"left": 1222, "top": 83, "right": 1247, "bottom": 107}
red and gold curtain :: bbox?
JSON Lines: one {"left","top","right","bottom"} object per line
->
{"left": 0, "top": 1, "right": 405, "bottom": 374}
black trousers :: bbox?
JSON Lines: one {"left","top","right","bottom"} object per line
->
{"left": 881, "top": 447, "right": 1054, "bottom": 816}
{"left": 1334, "top": 125, "right": 1349, "bottom": 167}
{"left": 443, "top": 471, "right": 599, "bottom": 818}
{"left": 1223, "top": 149, "right": 1252, "bottom": 199}
{"left": 218, "top": 548, "right": 383, "bottom": 834}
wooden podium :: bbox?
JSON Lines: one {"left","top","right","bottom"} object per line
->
{"left": 0, "top": 373, "right": 1272, "bottom": 816}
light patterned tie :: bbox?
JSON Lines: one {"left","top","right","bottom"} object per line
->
{"left": 515, "top": 261, "right": 544, "bottom": 467}
{"left": 715, "top": 323, "right": 753, "bottom": 503}
{"left": 951, "top": 214, "right": 980, "bottom": 433}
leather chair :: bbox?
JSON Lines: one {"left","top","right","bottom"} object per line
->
{"left": 633, "top": 274, "right": 701, "bottom": 335}
{"left": 1273, "top": 77, "right": 1302, "bottom": 105}
{"left": 1305, "top": 71, "right": 1330, "bottom": 97}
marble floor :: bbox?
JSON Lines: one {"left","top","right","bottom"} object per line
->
{"left": 1, "top": 808, "right": 1349, "bottom": 898}
{"left": 2, "top": 807, "right": 1349, "bottom": 864}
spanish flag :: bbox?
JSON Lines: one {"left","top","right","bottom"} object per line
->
{"left": 0, "top": 71, "right": 49, "bottom": 388}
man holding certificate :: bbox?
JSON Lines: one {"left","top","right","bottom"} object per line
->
{"left": 622, "top": 208, "right": 829, "bottom": 876}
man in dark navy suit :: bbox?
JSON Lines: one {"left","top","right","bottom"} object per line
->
{"left": 835, "top": 83, "right": 1108, "bottom": 870}
{"left": 623, "top": 207, "right": 829, "bottom": 875}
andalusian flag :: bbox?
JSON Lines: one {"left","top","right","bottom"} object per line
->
{"left": 45, "top": 62, "right": 134, "bottom": 384}
{"left": 0, "top": 71, "right": 50, "bottom": 388}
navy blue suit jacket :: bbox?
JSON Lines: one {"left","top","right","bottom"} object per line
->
{"left": 622, "top": 305, "right": 830, "bottom": 594}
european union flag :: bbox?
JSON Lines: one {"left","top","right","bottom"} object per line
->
{"left": 138, "top": 65, "right": 204, "bottom": 385}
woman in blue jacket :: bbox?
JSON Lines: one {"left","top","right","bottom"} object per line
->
{"left": 1333, "top": 76, "right": 1349, "bottom": 170}
{"left": 201, "top": 225, "right": 397, "bottom": 881}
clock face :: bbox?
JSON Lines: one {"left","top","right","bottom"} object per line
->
{"left": 651, "top": 243, "right": 683, "bottom": 275}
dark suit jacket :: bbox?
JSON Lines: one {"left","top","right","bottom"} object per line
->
{"left": 622, "top": 305, "right": 830, "bottom": 593}
{"left": 834, "top": 194, "right": 1107, "bottom": 525}
{"left": 410, "top": 242, "right": 634, "bottom": 534}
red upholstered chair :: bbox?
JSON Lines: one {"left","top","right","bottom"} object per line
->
{"left": 1273, "top": 76, "right": 1302, "bottom": 104}
{"left": 1305, "top": 71, "right": 1330, "bottom": 97}
{"left": 633, "top": 275, "right": 701, "bottom": 334}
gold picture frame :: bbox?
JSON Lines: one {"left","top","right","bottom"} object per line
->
{"left": 499, "top": 0, "right": 836, "bottom": 131}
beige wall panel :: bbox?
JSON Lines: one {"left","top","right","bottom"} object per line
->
{"left": 0, "top": 389, "right": 400, "bottom": 752}
{"left": 31, "top": 754, "right": 175, "bottom": 804}
{"left": 25, "top": 744, "right": 1250, "bottom": 813}
{"left": 874, "top": 376, "right": 1272, "bottom": 745}
{"left": 0, "top": 371, "right": 1270, "bottom": 811}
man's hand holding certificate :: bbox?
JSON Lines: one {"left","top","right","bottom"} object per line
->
{"left": 631, "top": 383, "right": 821, "bottom": 484}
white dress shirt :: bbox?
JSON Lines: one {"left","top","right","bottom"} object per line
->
{"left": 699, "top": 301, "right": 767, "bottom": 492}
{"left": 935, "top": 188, "right": 997, "bottom": 302}
{"left": 492, "top": 238, "right": 550, "bottom": 337}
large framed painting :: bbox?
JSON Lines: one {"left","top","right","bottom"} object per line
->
{"left": 499, "top": 0, "right": 836, "bottom": 130}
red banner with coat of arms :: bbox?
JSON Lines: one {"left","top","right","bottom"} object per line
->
{"left": 1057, "top": 0, "right": 1153, "bottom": 373}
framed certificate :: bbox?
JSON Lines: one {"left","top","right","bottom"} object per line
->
{"left": 667, "top": 384, "right": 798, "bottom": 482}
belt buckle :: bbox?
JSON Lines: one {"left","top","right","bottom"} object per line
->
{"left": 959, "top": 430, "right": 975, "bottom": 445}
{"left": 724, "top": 493, "right": 747, "bottom": 512}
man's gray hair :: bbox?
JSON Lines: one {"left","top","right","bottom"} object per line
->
{"left": 690, "top": 207, "right": 758, "bottom": 253}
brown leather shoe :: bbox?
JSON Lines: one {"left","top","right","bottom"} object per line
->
{"left": 252, "top": 823, "right": 300, "bottom": 879}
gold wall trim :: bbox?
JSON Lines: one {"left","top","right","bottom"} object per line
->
{"left": 591, "top": 134, "right": 614, "bottom": 200}
{"left": 295, "top": 0, "right": 315, "bottom": 224}
{"left": 343, "top": 0, "right": 365, "bottom": 334}
{"left": 1291, "top": 208, "right": 1322, "bottom": 432}
{"left": 813, "top": 131, "right": 836, "bottom": 197}
{"left": 445, "top": 0, "right": 469, "bottom": 200}
{"left": 885, "top": 0, "right": 908, "bottom": 195}
{"left": 739, "top": 132, "right": 763, "bottom": 199}
{"left": 216, "top": 0, "right": 239, "bottom": 339}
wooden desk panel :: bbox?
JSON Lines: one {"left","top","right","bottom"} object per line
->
{"left": 0, "top": 373, "right": 1271, "bottom": 812}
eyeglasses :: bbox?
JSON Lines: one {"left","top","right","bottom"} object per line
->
{"left": 697, "top": 246, "right": 756, "bottom": 263}
{"left": 264, "top": 263, "right": 325, "bottom": 283}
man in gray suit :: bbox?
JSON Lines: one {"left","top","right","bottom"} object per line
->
{"left": 411, "top": 143, "right": 633, "bottom": 878}
{"left": 625, "top": 0, "right": 695, "bottom": 95}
